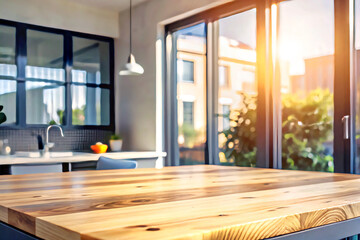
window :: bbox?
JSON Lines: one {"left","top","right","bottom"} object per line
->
{"left": 26, "top": 30, "right": 65, "bottom": 124}
{"left": 217, "top": 9, "right": 257, "bottom": 167}
{"left": 0, "top": 25, "right": 16, "bottom": 124}
{"left": 222, "top": 104, "right": 230, "bottom": 130}
{"left": 174, "top": 23, "right": 207, "bottom": 166}
{"left": 183, "top": 101, "right": 194, "bottom": 126}
{"left": 277, "top": 0, "right": 334, "bottom": 172}
{"left": 166, "top": 0, "right": 356, "bottom": 173}
{"left": 219, "top": 65, "right": 229, "bottom": 87}
{"left": 0, "top": 20, "right": 114, "bottom": 128}
{"left": 72, "top": 86, "right": 110, "bottom": 125}
{"left": 71, "top": 37, "right": 111, "bottom": 125}
{"left": 355, "top": 0, "right": 360, "bottom": 173}
{"left": 26, "top": 82, "right": 65, "bottom": 124}
{"left": 177, "top": 59, "right": 194, "bottom": 83}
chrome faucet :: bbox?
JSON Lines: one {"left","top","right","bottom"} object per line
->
{"left": 42, "top": 125, "right": 64, "bottom": 157}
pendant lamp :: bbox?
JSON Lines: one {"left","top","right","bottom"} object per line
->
{"left": 119, "top": 0, "right": 144, "bottom": 75}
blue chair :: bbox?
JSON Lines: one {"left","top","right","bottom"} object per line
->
{"left": 96, "top": 156, "right": 137, "bottom": 170}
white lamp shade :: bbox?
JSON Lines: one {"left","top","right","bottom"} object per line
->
{"left": 119, "top": 54, "right": 144, "bottom": 76}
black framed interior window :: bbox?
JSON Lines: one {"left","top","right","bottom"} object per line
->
{"left": 0, "top": 19, "right": 114, "bottom": 130}
{"left": 0, "top": 24, "right": 17, "bottom": 124}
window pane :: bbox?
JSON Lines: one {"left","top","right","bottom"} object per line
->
{"left": 71, "top": 85, "right": 110, "bottom": 125}
{"left": 26, "top": 82, "right": 65, "bottom": 124}
{"left": 175, "top": 23, "right": 207, "bottom": 165}
{"left": 219, "top": 65, "right": 229, "bottom": 87}
{"left": 0, "top": 80, "right": 16, "bottom": 124}
{"left": 222, "top": 105, "right": 230, "bottom": 130}
{"left": 177, "top": 60, "right": 194, "bottom": 82}
{"left": 218, "top": 9, "right": 257, "bottom": 167}
{"left": 26, "top": 30, "right": 65, "bottom": 82}
{"left": 278, "top": 0, "right": 334, "bottom": 172}
{"left": 0, "top": 25, "right": 17, "bottom": 78}
{"left": 355, "top": 0, "right": 360, "bottom": 173}
{"left": 72, "top": 37, "right": 110, "bottom": 84}
{"left": 183, "top": 102, "right": 194, "bottom": 126}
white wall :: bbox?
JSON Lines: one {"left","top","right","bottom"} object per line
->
{"left": 0, "top": 0, "right": 119, "bottom": 38}
{"left": 115, "top": 0, "right": 229, "bottom": 151}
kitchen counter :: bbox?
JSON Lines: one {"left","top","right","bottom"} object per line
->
{"left": 0, "top": 151, "right": 167, "bottom": 165}
{"left": 1, "top": 165, "right": 360, "bottom": 240}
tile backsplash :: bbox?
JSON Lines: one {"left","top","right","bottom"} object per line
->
{"left": 0, "top": 128, "right": 112, "bottom": 153}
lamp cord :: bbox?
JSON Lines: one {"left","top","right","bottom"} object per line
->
{"left": 129, "top": 0, "right": 132, "bottom": 55}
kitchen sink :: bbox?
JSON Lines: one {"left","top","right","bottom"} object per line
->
{"left": 15, "top": 151, "right": 74, "bottom": 158}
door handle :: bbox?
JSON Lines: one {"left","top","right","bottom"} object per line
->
{"left": 342, "top": 115, "right": 350, "bottom": 140}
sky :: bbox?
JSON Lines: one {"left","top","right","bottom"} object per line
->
{"left": 219, "top": 0, "right": 335, "bottom": 60}
{"left": 219, "top": 9, "right": 256, "bottom": 49}
{"left": 278, "top": 0, "right": 334, "bottom": 60}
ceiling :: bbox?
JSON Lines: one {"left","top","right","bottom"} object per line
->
{"left": 67, "top": 0, "right": 150, "bottom": 12}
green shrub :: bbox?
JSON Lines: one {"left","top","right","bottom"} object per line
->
{"left": 220, "top": 93, "right": 257, "bottom": 167}
{"left": 110, "top": 134, "right": 122, "bottom": 140}
{"left": 282, "top": 89, "right": 333, "bottom": 172}
{"left": 220, "top": 89, "right": 333, "bottom": 172}
{"left": 179, "top": 123, "right": 202, "bottom": 148}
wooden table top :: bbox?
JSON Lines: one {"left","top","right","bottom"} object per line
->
{"left": 1, "top": 165, "right": 360, "bottom": 240}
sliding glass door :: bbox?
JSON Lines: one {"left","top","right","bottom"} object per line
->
{"left": 166, "top": 0, "right": 353, "bottom": 172}
{"left": 355, "top": 0, "right": 360, "bottom": 174}
{"left": 217, "top": 9, "right": 257, "bottom": 167}
{"left": 275, "top": 0, "right": 335, "bottom": 172}
{"left": 172, "top": 23, "right": 207, "bottom": 165}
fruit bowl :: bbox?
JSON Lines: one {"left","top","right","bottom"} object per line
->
{"left": 91, "top": 143, "right": 108, "bottom": 154}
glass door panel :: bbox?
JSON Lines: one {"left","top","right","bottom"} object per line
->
{"left": 355, "top": 0, "right": 360, "bottom": 173}
{"left": 217, "top": 9, "right": 257, "bottom": 167}
{"left": 277, "top": 0, "right": 334, "bottom": 172}
{"left": 174, "top": 23, "right": 207, "bottom": 165}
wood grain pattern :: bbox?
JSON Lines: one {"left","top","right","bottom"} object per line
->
{"left": 1, "top": 165, "right": 360, "bottom": 240}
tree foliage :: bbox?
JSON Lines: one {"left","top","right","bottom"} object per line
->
{"left": 281, "top": 89, "right": 333, "bottom": 171}
{"left": 221, "top": 93, "right": 257, "bottom": 167}
{"left": 220, "top": 89, "right": 333, "bottom": 172}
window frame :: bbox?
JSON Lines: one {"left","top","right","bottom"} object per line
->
{"left": 0, "top": 19, "right": 115, "bottom": 130}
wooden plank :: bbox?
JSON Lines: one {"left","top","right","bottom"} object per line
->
{"left": 0, "top": 166, "right": 360, "bottom": 239}
{"left": 8, "top": 175, "right": 355, "bottom": 218}
{"left": 8, "top": 209, "right": 35, "bottom": 235}
{"left": 36, "top": 218, "right": 80, "bottom": 240}
{"left": 37, "top": 180, "right": 360, "bottom": 239}
{"left": 0, "top": 205, "right": 8, "bottom": 223}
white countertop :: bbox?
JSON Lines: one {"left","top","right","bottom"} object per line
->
{"left": 0, "top": 151, "right": 167, "bottom": 165}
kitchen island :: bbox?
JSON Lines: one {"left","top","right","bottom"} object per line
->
{"left": 0, "top": 151, "right": 167, "bottom": 174}
{"left": 1, "top": 165, "right": 360, "bottom": 240}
